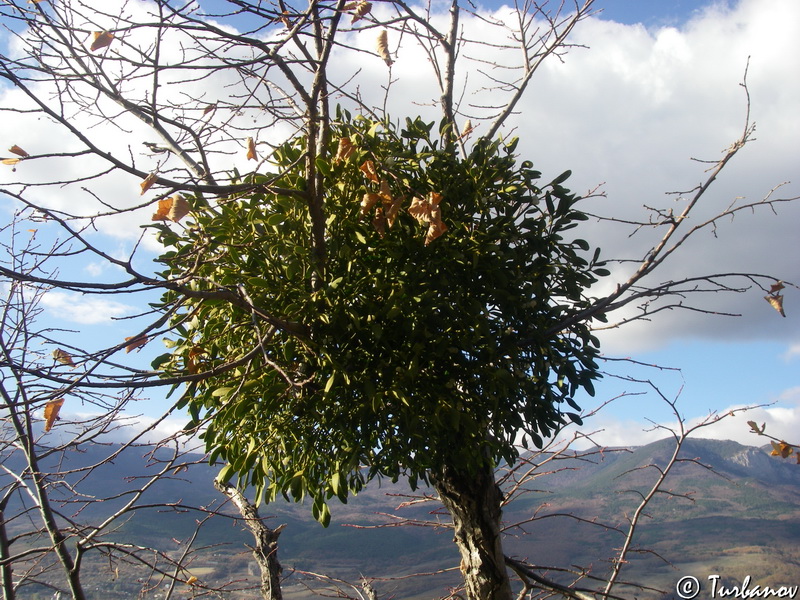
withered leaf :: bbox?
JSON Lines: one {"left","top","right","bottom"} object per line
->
{"left": 384, "top": 195, "right": 402, "bottom": 228}
{"left": 769, "top": 281, "right": 785, "bottom": 294}
{"left": 152, "top": 194, "right": 191, "bottom": 223}
{"left": 765, "top": 293, "right": 786, "bottom": 317}
{"left": 125, "top": 336, "right": 149, "bottom": 353}
{"left": 459, "top": 119, "right": 474, "bottom": 139}
{"left": 747, "top": 420, "right": 765, "bottom": 434}
{"left": 52, "top": 348, "right": 75, "bottom": 366}
{"left": 246, "top": 137, "right": 257, "bottom": 161}
{"left": 140, "top": 172, "right": 157, "bottom": 195}
{"left": 359, "top": 159, "right": 379, "bottom": 183}
{"left": 372, "top": 211, "right": 386, "bottom": 237}
{"left": 186, "top": 575, "right": 199, "bottom": 586}
{"left": 376, "top": 30, "right": 392, "bottom": 66}
{"left": 770, "top": 440, "right": 794, "bottom": 459}
{"left": 360, "top": 192, "right": 381, "bottom": 216}
{"left": 349, "top": 0, "right": 372, "bottom": 23}
{"left": 202, "top": 104, "right": 217, "bottom": 116}
{"left": 90, "top": 31, "right": 115, "bottom": 52}
{"left": 44, "top": 398, "right": 65, "bottom": 432}
{"left": 334, "top": 137, "right": 355, "bottom": 163}
{"left": 187, "top": 346, "right": 206, "bottom": 374}
{"left": 425, "top": 211, "right": 448, "bottom": 246}
{"left": 9, "top": 145, "right": 29, "bottom": 158}
{"left": 409, "top": 192, "right": 446, "bottom": 245}
{"left": 2, "top": 158, "right": 21, "bottom": 166}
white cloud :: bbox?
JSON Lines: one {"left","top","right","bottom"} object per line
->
{"left": 782, "top": 343, "right": 800, "bottom": 362}
{"left": 1, "top": 0, "right": 798, "bottom": 355}
{"left": 40, "top": 290, "right": 137, "bottom": 324}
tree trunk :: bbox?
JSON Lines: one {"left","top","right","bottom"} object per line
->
{"left": 214, "top": 481, "right": 284, "bottom": 600}
{"left": 432, "top": 461, "right": 513, "bottom": 600}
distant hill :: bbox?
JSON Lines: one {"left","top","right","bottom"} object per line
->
{"left": 3, "top": 437, "right": 799, "bottom": 599}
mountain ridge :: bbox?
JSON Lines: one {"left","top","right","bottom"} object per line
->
{"left": 3, "top": 436, "right": 798, "bottom": 599}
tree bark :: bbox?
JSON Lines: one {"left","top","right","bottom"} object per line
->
{"left": 214, "top": 481, "right": 284, "bottom": 600}
{"left": 432, "top": 461, "right": 513, "bottom": 600}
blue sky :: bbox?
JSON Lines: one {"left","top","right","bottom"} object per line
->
{"left": 1, "top": 0, "right": 798, "bottom": 448}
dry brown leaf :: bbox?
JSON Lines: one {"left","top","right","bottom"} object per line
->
{"left": 376, "top": 30, "right": 392, "bottom": 66}
{"left": 409, "top": 192, "right": 446, "bottom": 244}
{"left": 769, "top": 280, "right": 785, "bottom": 294}
{"left": 28, "top": 0, "right": 47, "bottom": 3}
{"left": 187, "top": 346, "right": 206, "bottom": 374}
{"left": 360, "top": 192, "right": 381, "bottom": 216}
{"left": 770, "top": 440, "right": 794, "bottom": 459}
{"left": 372, "top": 211, "right": 386, "bottom": 237}
{"left": 765, "top": 293, "right": 786, "bottom": 317}
{"left": 334, "top": 137, "right": 355, "bottom": 163}
{"left": 359, "top": 159, "right": 379, "bottom": 183}
{"left": 186, "top": 575, "right": 199, "bottom": 586}
{"left": 124, "top": 336, "right": 149, "bottom": 353}
{"left": 2, "top": 158, "right": 21, "bottom": 166}
{"left": 425, "top": 220, "right": 448, "bottom": 245}
{"left": 246, "top": 137, "right": 257, "bottom": 161}
{"left": 350, "top": 0, "right": 372, "bottom": 23}
{"left": 9, "top": 145, "right": 29, "bottom": 158}
{"left": 385, "top": 196, "right": 403, "bottom": 228}
{"left": 202, "top": 104, "right": 217, "bottom": 116}
{"left": 152, "top": 194, "right": 191, "bottom": 223}
{"left": 90, "top": 31, "right": 115, "bottom": 52}
{"left": 140, "top": 172, "right": 157, "bottom": 195}
{"left": 378, "top": 179, "right": 391, "bottom": 201}
{"left": 44, "top": 398, "right": 64, "bottom": 432}
{"left": 52, "top": 348, "right": 75, "bottom": 366}
{"left": 459, "top": 119, "right": 474, "bottom": 139}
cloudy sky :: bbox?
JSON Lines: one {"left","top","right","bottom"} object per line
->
{"left": 0, "top": 0, "right": 798, "bottom": 449}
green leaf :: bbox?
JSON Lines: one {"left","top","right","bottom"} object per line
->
{"left": 216, "top": 463, "right": 235, "bottom": 485}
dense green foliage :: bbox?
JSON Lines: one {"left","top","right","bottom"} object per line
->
{"left": 153, "top": 112, "right": 608, "bottom": 524}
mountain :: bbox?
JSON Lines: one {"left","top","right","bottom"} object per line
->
{"left": 3, "top": 438, "right": 799, "bottom": 599}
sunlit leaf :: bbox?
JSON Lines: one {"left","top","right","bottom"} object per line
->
{"left": 425, "top": 214, "right": 448, "bottom": 245}
{"left": 769, "top": 280, "right": 785, "bottom": 294}
{"left": 44, "top": 398, "right": 64, "bottom": 432}
{"left": 152, "top": 194, "right": 191, "bottom": 223}
{"left": 770, "top": 440, "right": 794, "bottom": 459}
{"left": 246, "top": 137, "right": 257, "bottom": 161}
{"left": 765, "top": 293, "right": 786, "bottom": 317}
{"left": 459, "top": 119, "right": 474, "bottom": 139}
{"left": 186, "top": 576, "right": 198, "bottom": 586}
{"left": 360, "top": 192, "right": 380, "bottom": 216}
{"left": 375, "top": 30, "right": 392, "bottom": 66}
{"left": 187, "top": 346, "right": 206, "bottom": 374}
{"left": 9, "top": 145, "right": 29, "bottom": 158}
{"left": 90, "top": 31, "right": 114, "bottom": 52}
{"left": 359, "top": 159, "right": 379, "bottom": 183}
{"left": 140, "top": 172, "right": 157, "bottom": 195}
{"left": 52, "top": 348, "right": 75, "bottom": 366}
{"left": 348, "top": 0, "right": 372, "bottom": 23}
{"left": 334, "top": 137, "right": 355, "bottom": 163}
{"left": 2, "top": 158, "right": 21, "bottom": 166}
{"left": 125, "top": 336, "right": 149, "bottom": 353}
